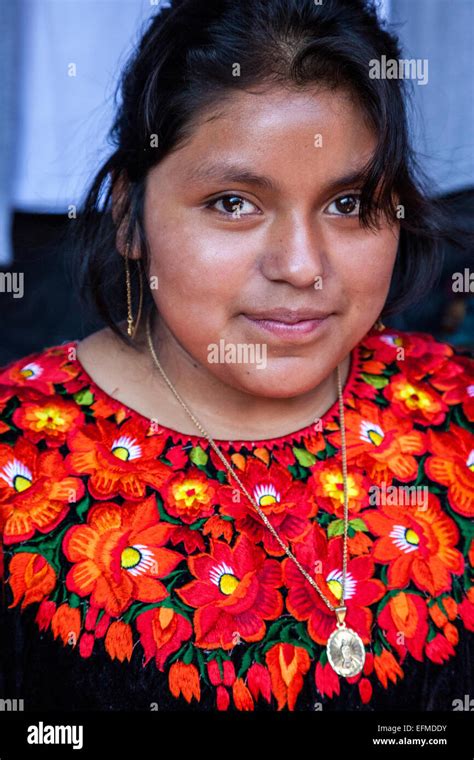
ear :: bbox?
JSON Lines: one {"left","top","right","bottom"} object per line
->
{"left": 111, "top": 171, "right": 141, "bottom": 259}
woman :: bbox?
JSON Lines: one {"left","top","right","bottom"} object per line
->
{"left": 0, "top": 0, "right": 473, "bottom": 712}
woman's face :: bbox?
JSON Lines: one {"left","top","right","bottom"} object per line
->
{"left": 143, "top": 87, "right": 399, "bottom": 398}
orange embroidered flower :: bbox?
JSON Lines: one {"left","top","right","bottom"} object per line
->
{"left": 66, "top": 418, "right": 172, "bottom": 499}
{"left": 425, "top": 425, "right": 474, "bottom": 517}
{"left": 104, "top": 621, "right": 134, "bottom": 662}
{"left": 233, "top": 678, "right": 254, "bottom": 710}
{"left": 218, "top": 459, "right": 316, "bottom": 555}
{"left": 51, "top": 603, "right": 81, "bottom": 647}
{"left": 309, "top": 460, "right": 371, "bottom": 516}
{"left": 63, "top": 495, "right": 184, "bottom": 616}
{"left": 8, "top": 552, "right": 56, "bottom": 609}
{"left": 161, "top": 468, "right": 217, "bottom": 523}
{"left": 0, "top": 438, "right": 84, "bottom": 544}
{"left": 169, "top": 662, "right": 201, "bottom": 704}
{"left": 265, "top": 643, "right": 311, "bottom": 711}
{"left": 175, "top": 533, "right": 283, "bottom": 649}
{"left": 377, "top": 592, "right": 428, "bottom": 661}
{"left": 373, "top": 648, "right": 404, "bottom": 688}
{"left": 13, "top": 397, "right": 85, "bottom": 447}
{"left": 363, "top": 494, "right": 464, "bottom": 595}
{"left": 328, "top": 399, "right": 426, "bottom": 483}
{"left": 136, "top": 606, "right": 193, "bottom": 670}
{"left": 383, "top": 375, "right": 448, "bottom": 426}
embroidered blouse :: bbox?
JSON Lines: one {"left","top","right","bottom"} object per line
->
{"left": 0, "top": 326, "right": 473, "bottom": 712}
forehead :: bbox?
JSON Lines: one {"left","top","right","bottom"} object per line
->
{"left": 155, "top": 86, "right": 376, "bottom": 189}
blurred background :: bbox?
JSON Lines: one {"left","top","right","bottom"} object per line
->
{"left": 0, "top": 0, "right": 473, "bottom": 365}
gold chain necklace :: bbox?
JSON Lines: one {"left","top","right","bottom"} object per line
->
{"left": 145, "top": 307, "right": 365, "bottom": 678}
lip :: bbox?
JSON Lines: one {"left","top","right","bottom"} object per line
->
{"left": 244, "top": 308, "right": 333, "bottom": 323}
{"left": 242, "top": 313, "right": 332, "bottom": 341}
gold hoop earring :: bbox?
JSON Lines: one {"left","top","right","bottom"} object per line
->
{"left": 124, "top": 245, "right": 144, "bottom": 339}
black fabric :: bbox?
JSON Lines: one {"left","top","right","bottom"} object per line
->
{"left": 1, "top": 598, "right": 472, "bottom": 712}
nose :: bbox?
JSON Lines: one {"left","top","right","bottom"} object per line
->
{"left": 259, "top": 210, "right": 327, "bottom": 289}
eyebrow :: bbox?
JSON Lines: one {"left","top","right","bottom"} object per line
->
{"left": 186, "top": 161, "right": 369, "bottom": 195}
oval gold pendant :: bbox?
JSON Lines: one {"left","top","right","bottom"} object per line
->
{"left": 326, "top": 626, "right": 365, "bottom": 678}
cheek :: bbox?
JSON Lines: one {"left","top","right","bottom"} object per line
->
{"left": 335, "top": 228, "right": 398, "bottom": 299}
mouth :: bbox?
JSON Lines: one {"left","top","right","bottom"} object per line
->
{"left": 242, "top": 312, "right": 333, "bottom": 341}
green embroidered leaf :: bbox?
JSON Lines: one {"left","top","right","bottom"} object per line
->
{"left": 239, "top": 649, "right": 254, "bottom": 676}
{"left": 75, "top": 496, "right": 91, "bottom": 520}
{"left": 189, "top": 446, "right": 208, "bottom": 466}
{"left": 292, "top": 447, "right": 316, "bottom": 467}
{"left": 349, "top": 517, "right": 368, "bottom": 532}
{"left": 73, "top": 389, "right": 94, "bottom": 406}
{"left": 361, "top": 372, "right": 389, "bottom": 389}
{"left": 69, "top": 593, "right": 81, "bottom": 608}
{"left": 324, "top": 442, "right": 339, "bottom": 458}
{"left": 327, "top": 519, "right": 344, "bottom": 537}
{"left": 182, "top": 644, "right": 194, "bottom": 665}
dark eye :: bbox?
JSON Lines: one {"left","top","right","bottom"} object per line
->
{"left": 326, "top": 195, "right": 361, "bottom": 216}
{"left": 206, "top": 194, "right": 259, "bottom": 217}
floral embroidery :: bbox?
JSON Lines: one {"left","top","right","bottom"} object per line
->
{"left": 0, "top": 327, "right": 473, "bottom": 711}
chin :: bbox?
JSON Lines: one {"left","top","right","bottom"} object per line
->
{"left": 225, "top": 367, "right": 331, "bottom": 399}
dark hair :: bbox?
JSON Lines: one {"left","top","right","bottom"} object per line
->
{"left": 73, "top": 0, "right": 462, "bottom": 343}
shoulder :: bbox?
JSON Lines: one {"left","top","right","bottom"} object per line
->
{"left": 357, "top": 327, "right": 473, "bottom": 425}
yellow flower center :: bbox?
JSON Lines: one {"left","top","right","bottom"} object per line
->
{"left": 325, "top": 472, "right": 358, "bottom": 503}
{"left": 259, "top": 493, "right": 277, "bottom": 506}
{"left": 368, "top": 429, "right": 384, "bottom": 446}
{"left": 112, "top": 446, "right": 130, "bottom": 461}
{"left": 327, "top": 579, "right": 343, "bottom": 600}
{"left": 400, "top": 384, "right": 431, "bottom": 410}
{"left": 36, "top": 407, "right": 65, "bottom": 430}
{"left": 175, "top": 480, "right": 207, "bottom": 506}
{"left": 121, "top": 546, "right": 141, "bottom": 569}
{"left": 219, "top": 573, "right": 239, "bottom": 595}
{"left": 13, "top": 474, "right": 32, "bottom": 492}
{"left": 20, "top": 368, "right": 34, "bottom": 378}
{"left": 405, "top": 528, "right": 419, "bottom": 545}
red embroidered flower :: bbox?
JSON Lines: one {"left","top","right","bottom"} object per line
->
{"left": 218, "top": 459, "right": 316, "bottom": 555}
{"left": 363, "top": 494, "right": 464, "bottom": 595}
{"left": 383, "top": 375, "right": 448, "bottom": 426}
{"left": 13, "top": 397, "right": 85, "bottom": 447}
{"left": 315, "top": 660, "right": 340, "bottom": 699}
{"left": 136, "top": 606, "right": 193, "bottom": 670}
{"left": 66, "top": 418, "right": 172, "bottom": 500}
{"left": 0, "top": 348, "right": 78, "bottom": 398}
{"left": 328, "top": 399, "right": 426, "bottom": 483}
{"left": 425, "top": 425, "right": 474, "bottom": 518}
{"left": 63, "top": 495, "right": 184, "bottom": 616}
{"left": 246, "top": 662, "right": 272, "bottom": 705}
{"left": 175, "top": 533, "right": 283, "bottom": 649}
{"left": 425, "top": 633, "right": 456, "bottom": 664}
{"left": 0, "top": 438, "right": 84, "bottom": 544}
{"left": 367, "top": 331, "right": 451, "bottom": 376}
{"left": 7, "top": 552, "right": 56, "bottom": 609}
{"left": 284, "top": 525, "right": 385, "bottom": 644}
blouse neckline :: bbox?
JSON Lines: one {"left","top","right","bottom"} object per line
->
{"left": 68, "top": 338, "right": 364, "bottom": 449}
